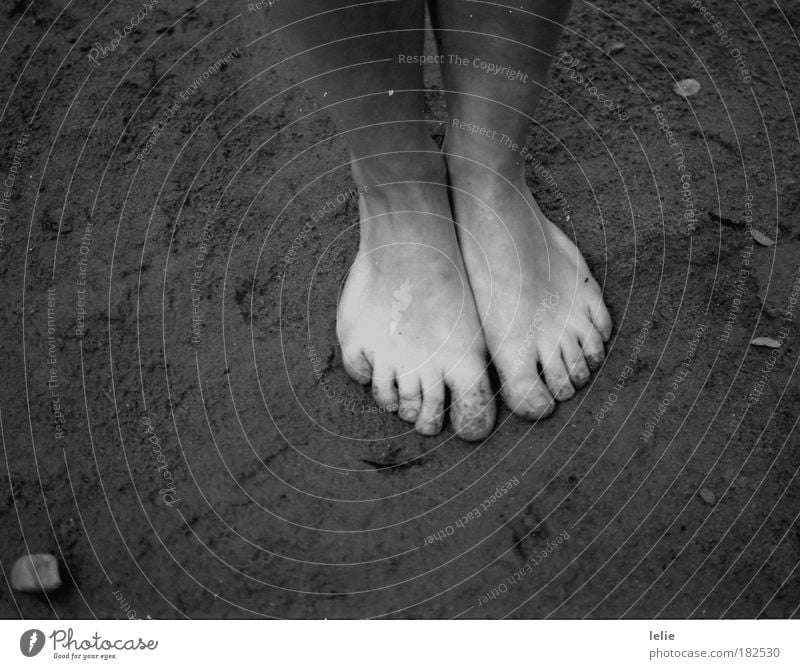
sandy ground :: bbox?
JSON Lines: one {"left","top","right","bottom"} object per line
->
{"left": 1, "top": 0, "right": 798, "bottom": 619}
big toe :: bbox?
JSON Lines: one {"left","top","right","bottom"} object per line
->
{"left": 502, "top": 367, "right": 556, "bottom": 420}
{"left": 447, "top": 361, "right": 496, "bottom": 441}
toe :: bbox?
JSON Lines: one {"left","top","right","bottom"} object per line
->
{"left": 502, "top": 371, "right": 555, "bottom": 420}
{"left": 396, "top": 373, "right": 422, "bottom": 424}
{"left": 416, "top": 375, "right": 445, "bottom": 436}
{"left": 561, "top": 338, "right": 591, "bottom": 389}
{"left": 539, "top": 343, "right": 576, "bottom": 401}
{"left": 446, "top": 360, "right": 496, "bottom": 441}
{"left": 587, "top": 298, "right": 613, "bottom": 342}
{"left": 341, "top": 344, "right": 372, "bottom": 385}
{"left": 580, "top": 324, "right": 607, "bottom": 371}
{"left": 371, "top": 363, "right": 399, "bottom": 412}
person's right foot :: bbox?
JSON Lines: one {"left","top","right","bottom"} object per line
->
{"left": 337, "top": 155, "right": 496, "bottom": 440}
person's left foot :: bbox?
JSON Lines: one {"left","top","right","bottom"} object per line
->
{"left": 445, "top": 158, "right": 613, "bottom": 420}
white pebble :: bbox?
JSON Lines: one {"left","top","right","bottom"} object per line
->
{"left": 11, "top": 553, "right": 62, "bottom": 593}
{"left": 673, "top": 78, "right": 701, "bottom": 97}
{"left": 699, "top": 488, "right": 716, "bottom": 505}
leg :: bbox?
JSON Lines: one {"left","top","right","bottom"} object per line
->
{"left": 273, "top": 1, "right": 496, "bottom": 439}
{"left": 428, "top": 0, "right": 612, "bottom": 419}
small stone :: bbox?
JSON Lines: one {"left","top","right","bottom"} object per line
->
{"left": 674, "top": 78, "right": 701, "bottom": 97}
{"left": 11, "top": 553, "right": 61, "bottom": 593}
{"left": 750, "top": 229, "right": 776, "bottom": 246}
{"left": 607, "top": 41, "right": 625, "bottom": 56}
{"left": 699, "top": 488, "right": 716, "bottom": 505}
{"left": 751, "top": 336, "right": 781, "bottom": 348}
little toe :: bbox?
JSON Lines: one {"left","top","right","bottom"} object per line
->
{"left": 447, "top": 362, "right": 496, "bottom": 441}
{"left": 415, "top": 375, "right": 445, "bottom": 436}
{"left": 580, "top": 325, "right": 607, "bottom": 371}
{"left": 371, "top": 363, "right": 399, "bottom": 412}
{"left": 587, "top": 298, "right": 613, "bottom": 342}
{"left": 396, "top": 374, "right": 422, "bottom": 424}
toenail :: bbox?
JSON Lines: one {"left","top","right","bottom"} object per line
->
{"left": 531, "top": 399, "right": 554, "bottom": 416}
{"left": 398, "top": 406, "right": 418, "bottom": 422}
{"left": 453, "top": 401, "right": 495, "bottom": 440}
{"left": 575, "top": 370, "right": 590, "bottom": 384}
{"left": 587, "top": 353, "right": 604, "bottom": 369}
{"left": 417, "top": 421, "right": 442, "bottom": 436}
{"left": 556, "top": 386, "right": 574, "bottom": 401}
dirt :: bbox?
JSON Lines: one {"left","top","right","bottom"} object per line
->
{"left": 1, "top": 0, "right": 798, "bottom": 619}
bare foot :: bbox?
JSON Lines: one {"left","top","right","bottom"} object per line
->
{"left": 337, "top": 156, "right": 496, "bottom": 440}
{"left": 446, "top": 160, "right": 612, "bottom": 420}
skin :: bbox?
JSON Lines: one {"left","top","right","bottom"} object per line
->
{"left": 431, "top": 0, "right": 612, "bottom": 417}
{"left": 337, "top": 174, "right": 495, "bottom": 440}
{"left": 273, "top": 0, "right": 612, "bottom": 439}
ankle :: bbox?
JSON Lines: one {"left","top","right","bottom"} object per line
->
{"left": 444, "top": 150, "right": 526, "bottom": 192}
{"left": 350, "top": 146, "right": 446, "bottom": 190}
{"left": 443, "top": 138, "right": 525, "bottom": 185}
